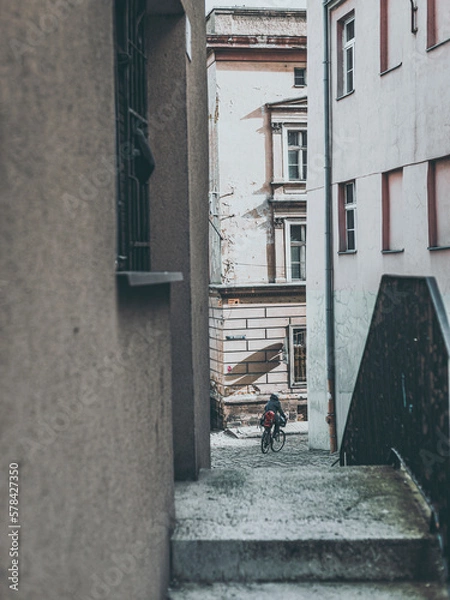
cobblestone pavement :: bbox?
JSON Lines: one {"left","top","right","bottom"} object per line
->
{"left": 211, "top": 430, "right": 338, "bottom": 470}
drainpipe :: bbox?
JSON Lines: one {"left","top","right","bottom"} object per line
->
{"left": 323, "top": 0, "right": 337, "bottom": 453}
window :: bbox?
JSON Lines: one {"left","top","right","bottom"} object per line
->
{"left": 343, "top": 15, "right": 355, "bottom": 94}
{"left": 382, "top": 169, "right": 404, "bottom": 252}
{"left": 289, "top": 326, "right": 307, "bottom": 386}
{"left": 339, "top": 181, "right": 357, "bottom": 252}
{"left": 427, "top": 0, "right": 450, "bottom": 49}
{"left": 294, "top": 68, "right": 307, "bottom": 87}
{"left": 380, "top": 0, "right": 404, "bottom": 73}
{"left": 285, "top": 129, "right": 307, "bottom": 182}
{"left": 114, "top": 0, "right": 155, "bottom": 272}
{"left": 286, "top": 222, "right": 306, "bottom": 281}
{"left": 427, "top": 156, "right": 450, "bottom": 249}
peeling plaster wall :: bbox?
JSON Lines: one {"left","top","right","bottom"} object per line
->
{"left": 207, "top": 10, "right": 307, "bottom": 37}
{"left": 307, "top": 0, "right": 450, "bottom": 450}
{"left": 216, "top": 61, "right": 303, "bottom": 285}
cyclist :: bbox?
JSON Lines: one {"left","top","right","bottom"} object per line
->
{"left": 261, "top": 393, "right": 287, "bottom": 437}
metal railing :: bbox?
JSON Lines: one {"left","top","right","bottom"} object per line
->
{"left": 340, "top": 275, "right": 450, "bottom": 572}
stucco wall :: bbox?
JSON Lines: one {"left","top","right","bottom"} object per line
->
{"left": 207, "top": 9, "right": 307, "bottom": 37}
{"left": 147, "top": 0, "right": 211, "bottom": 481}
{"left": 307, "top": 0, "right": 450, "bottom": 449}
{"left": 215, "top": 61, "right": 305, "bottom": 285}
{"left": 0, "top": 0, "right": 208, "bottom": 596}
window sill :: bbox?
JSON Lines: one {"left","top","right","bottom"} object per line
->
{"left": 427, "top": 37, "right": 450, "bottom": 52}
{"left": 338, "top": 250, "right": 357, "bottom": 255}
{"left": 428, "top": 245, "right": 450, "bottom": 252}
{"left": 271, "top": 180, "right": 307, "bottom": 186}
{"left": 117, "top": 271, "right": 183, "bottom": 286}
{"left": 380, "top": 62, "right": 402, "bottom": 77}
{"left": 382, "top": 248, "right": 404, "bottom": 254}
{"left": 336, "top": 89, "right": 355, "bottom": 102}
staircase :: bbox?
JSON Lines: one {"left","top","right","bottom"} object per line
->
{"left": 168, "top": 465, "right": 449, "bottom": 599}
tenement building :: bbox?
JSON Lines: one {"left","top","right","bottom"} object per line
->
{"left": 207, "top": 8, "right": 308, "bottom": 427}
{"left": 307, "top": 0, "right": 450, "bottom": 449}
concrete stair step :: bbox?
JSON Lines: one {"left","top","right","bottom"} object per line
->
{"left": 167, "top": 582, "right": 450, "bottom": 599}
{"left": 171, "top": 465, "right": 445, "bottom": 583}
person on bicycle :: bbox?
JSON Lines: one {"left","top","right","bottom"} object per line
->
{"left": 262, "top": 393, "right": 287, "bottom": 437}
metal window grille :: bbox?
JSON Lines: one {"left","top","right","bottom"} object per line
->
{"left": 292, "top": 328, "right": 307, "bottom": 385}
{"left": 114, "top": 0, "right": 152, "bottom": 272}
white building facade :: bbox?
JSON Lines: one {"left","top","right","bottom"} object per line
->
{"left": 207, "top": 8, "right": 309, "bottom": 427}
{"left": 307, "top": 0, "right": 450, "bottom": 449}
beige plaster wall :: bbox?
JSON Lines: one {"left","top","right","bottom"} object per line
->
{"left": 148, "top": 0, "right": 211, "bottom": 481}
{"left": 0, "top": 0, "right": 208, "bottom": 596}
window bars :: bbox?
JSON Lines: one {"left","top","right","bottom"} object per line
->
{"left": 115, "top": 0, "right": 155, "bottom": 272}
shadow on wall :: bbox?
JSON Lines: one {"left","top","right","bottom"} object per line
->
{"left": 224, "top": 342, "right": 283, "bottom": 392}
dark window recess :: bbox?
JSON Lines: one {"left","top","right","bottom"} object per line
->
{"left": 114, "top": 0, "right": 155, "bottom": 272}
{"left": 294, "top": 68, "right": 306, "bottom": 86}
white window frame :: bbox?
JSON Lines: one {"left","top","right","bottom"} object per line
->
{"left": 283, "top": 126, "right": 307, "bottom": 182}
{"left": 344, "top": 181, "right": 357, "bottom": 251}
{"left": 294, "top": 67, "right": 307, "bottom": 87}
{"left": 285, "top": 220, "right": 307, "bottom": 282}
{"left": 289, "top": 325, "right": 307, "bottom": 387}
{"left": 343, "top": 15, "right": 355, "bottom": 94}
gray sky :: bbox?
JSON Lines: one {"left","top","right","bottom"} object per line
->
{"left": 205, "top": 0, "right": 307, "bottom": 14}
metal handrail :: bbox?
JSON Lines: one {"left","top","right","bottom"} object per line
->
{"left": 340, "top": 275, "right": 450, "bottom": 575}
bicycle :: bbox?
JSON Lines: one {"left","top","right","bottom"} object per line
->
{"left": 260, "top": 411, "right": 286, "bottom": 454}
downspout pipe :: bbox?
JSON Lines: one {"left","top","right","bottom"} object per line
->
{"left": 323, "top": 0, "right": 337, "bottom": 453}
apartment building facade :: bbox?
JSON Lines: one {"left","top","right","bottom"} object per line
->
{"left": 307, "top": 0, "right": 450, "bottom": 449}
{"left": 207, "top": 8, "right": 309, "bottom": 427}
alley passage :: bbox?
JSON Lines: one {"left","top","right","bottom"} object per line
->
{"left": 210, "top": 427, "right": 335, "bottom": 470}
{"left": 168, "top": 428, "right": 449, "bottom": 599}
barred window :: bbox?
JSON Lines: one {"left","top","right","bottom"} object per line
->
{"left": 289, "top": 326, "right": 307, "bottom": 386}
{"left": 114, "top": 0, "right": 155, "bottom": 272}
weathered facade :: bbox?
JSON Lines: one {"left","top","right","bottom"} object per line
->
{"left": 207, "top": 8, "right": 308, "bottom": 427}
{"left": 307, "top": 0, "right": 450, "bottom": 449}
{"left": 0, "top": 1, "right": 209, "bottom": 599}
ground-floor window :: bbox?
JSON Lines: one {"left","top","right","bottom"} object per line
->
{"left": 289, "top": 325, "right": 307, "bottom": 386}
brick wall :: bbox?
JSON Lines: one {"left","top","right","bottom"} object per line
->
{"left": 209, "top": 292, "right": 307, "bottom": 427}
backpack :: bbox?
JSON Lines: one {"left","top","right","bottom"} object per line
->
{"left": 263, "top": 410, "right": 276, "bottom": 428}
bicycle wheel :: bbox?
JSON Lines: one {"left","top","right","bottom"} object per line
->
{"left": 271, "top": 429, "right": 286, "bottom": 452}
{"left": 261, "top": 430, "right": 271, "bottom": 454}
